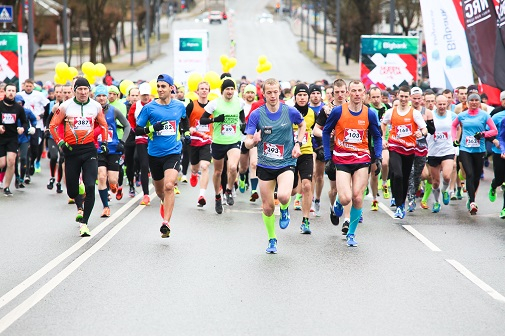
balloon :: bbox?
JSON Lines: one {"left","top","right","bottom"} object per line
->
{"left": 222, "top": 65, "right": 230, "bottom": 74}
{"left": 204, "top": 71, "right": 221, "bottom": 90}
{"left": 149, "top": 79, "right": 157, "bottom": 89}
{"left": 208, "top": 92, "right": 219, "bottom": 101}
{"left": 94, "top": 63, "right": 107, "bottom": 77}
{"left": 84, "top": 74, "right": 96, "bottom": 84}
{"left": 258, "top": 55, "right": 267, "bottom": 65}
{"left": 219, "top": 54, "right": 229, "bottom": 67}
{"left": 187, "top": 73, "right": 203, "bottom": 92}
{"left": 120, "top": 80, "right": 134, "bottom": 95}
{"left": 256, "top": 65, "right": 263, "bottom": 73}
{"left": 81, "top": 62, "right": 95, "bottom": 76}
{"left": 55, "top": 62, "right": 69, "bottom": 78}
{"left": 228, "top": 57, "right": 237, "bottom": 69}
{"left": 67, "top": 67, "right": 79, "bottom": 80}
{"left": 54, "top": 74, "right": 66, "bottom": 85}
{"left": 186, "top": 91, "right": 198, "bottom": 101}
{"left": 263, "top": 61, "right": 272, "bottom": 72}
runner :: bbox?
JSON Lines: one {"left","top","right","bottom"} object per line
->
{"left": 135, "top": 74, "right": 190, "bottom": 238}
{"left": 491, "top": 105, "right": 505, "bottom": 218}
{"left": 49, "top": 78, "right": 108, "bottom": 236}
{"left": 124, "top": 86, "right": 140, "bottom": 197}
{"left": 323, "top": 80, "right": 382, "bottom": 246}
{"left": 14, "top": 95, "right": 36, "bottom": 189}
{"left": 108, "top": 85, "right": 128, "bottom": 199}
{"left": 45, "top": 85, "right": 65, "bottom": 193}
{"left": 244, "top": 78, "right": 306, "bottom": 253}
{"left": 308, "top": 84, "right": 325, "bottom": 216}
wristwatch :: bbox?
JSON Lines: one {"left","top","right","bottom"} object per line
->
{"left": 295, "top": 140, "right": 303, "bottom": 146}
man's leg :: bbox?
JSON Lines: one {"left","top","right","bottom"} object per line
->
{"left": 3, "top": 151, "right": 17, "bottom": 190}
{"left": 346, "top": 167, "right": 369, "bottom": 246}
{"left": 225, "top": 147, "right": 241, "bottom": 205}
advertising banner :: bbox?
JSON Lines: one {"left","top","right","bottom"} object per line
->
{"left": 360, "top": 35, "right": 419, "bottom": 90}
{"left": 419, "top": 0, "right": 473, "bottom": 89}
{"left": 0, "top": 33, "right": 29, "bottom": 91}
{"left": 173, "top": 30, "right": 209, "bottom": 86}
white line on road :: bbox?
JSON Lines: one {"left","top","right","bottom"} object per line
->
{"left": 402, "top": 225, "right": 442, "bottom": 252}
{"left": 377, "top": 200, "right": 396, "bottom": 218}
{"left": 446, "top": 259, "right": 505, "bottom": 303}
{"left": 0, "top": 192, "right": 156, "bottom": 334}
{"left": 0, "top": 187, "right": 151, "bottom": 311}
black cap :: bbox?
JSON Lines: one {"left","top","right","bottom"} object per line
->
{"left": 294, "top": 84, "right": 309, "bottom": 96}
{"left": 309, "top": 84, "right": 322, "bottom": 94}
{"left": 467, "top": 84, "right": 479, "bottom": 94}
{"left": 73, "top": 77, "right": 91, "bottom": 92}
{"left": 221, "top": 78, "right": 236, "bottom": 93}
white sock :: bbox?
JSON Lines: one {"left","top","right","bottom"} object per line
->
{"left": 199, "top": 189, "right": 206, "bottom": 197}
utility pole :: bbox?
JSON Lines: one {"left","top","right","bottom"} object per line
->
{"left": 336, "top": 0, "right": 341, "bottom": 72}
{"left": 300, "top": 2, "right": 304, "bottom": 42}
{"left": 145, "top": 0, "right": 150, "bottom": 61}
{"left": 28, "top": 0, "right": 35, "bottom": 79}
{"left": 390, "top": 0, "right": 395, "bottom": 34}
{"left": 323, "top": 0, "right": 327, "bottom": 63}
{"left": 306, "top": 6, "right": 310, "bottom": 51}
{"left": 130, "top": 0, "right": 134, "bottom": 65}
{"left": 314, "top": 2, "right": 317, "bottom": 58}
{"left": 63, "top": 0, "right": 68, "bottom": 64}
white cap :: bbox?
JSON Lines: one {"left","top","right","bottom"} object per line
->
{"left": 139, "top": 82, "right": 151, "bottom": 95}
{"left": 500, "top": 90, "right": 505, "bottom": 100}
{"left": 410, "top": 87, "right": 422, "bottom": 95}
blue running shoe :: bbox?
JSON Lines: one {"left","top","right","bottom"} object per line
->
{"left": 442, "top": 191, "right": 450, "bottom": 205}
{"left": 346, "top": 234, "right": 358, "bottom": 247}
{"left": 279, "top": 208, "right": 290, "bottom": 229}
{"left": 34, "top": 161, "right": 41, "bottom": 173}
{"left": 407, "top": 199, "right": 416, "bottom": 212}
{"left": 358, "top": 214, "right": 363, "bottom": 223}
{"left": 390, "top": 198, "right": 396, "bottom": 207}
{"left": 300, "top": 219, "right": 311, "bottom": 234}
{"left": 333, "top": 199, "right": 344, "bottom": 217}
{"left": 394, "top": 205, "right": 406, "bottom": 219}
{"left": 266, "top": 238, "right": 277, "bottom": 254}
{"left": 432, "top": 202, "right": 441, "bottom": 213}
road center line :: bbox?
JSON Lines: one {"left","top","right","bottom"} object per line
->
{"left": 0, "top": 187, "right": 152, "bottom": 311}
{"left": 0, "top": 192, "right": 156, "bottom": 334}
{"left": 402, "top": 225, "right": 442, "bottom": 251}
{"left": 446, "top": 259, "right": 505, "bottom": 303}
{"left": 377, "top": 200, "right": 396, "bottom": 218}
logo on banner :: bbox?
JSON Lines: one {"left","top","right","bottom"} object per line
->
{"left": 367, "top": 54, "right": 414, "bottom": 89}
{"left": 463, "top": 0, "right": 491, "bottom": 27}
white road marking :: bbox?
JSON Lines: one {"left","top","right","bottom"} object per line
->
{"left": 377, "top": 200, "right": 396, "bottom": 218}
{"left": 0, "top": 187, "right": 151, "bottom": 311}
{"left": 446, "top": 259, "right": 505, "bottom": 303}
{"left": 0, "top": 192, "right": 156, "bottom": 334}
{"left": 402, "top": 225, "right": 441, "bottom": 251}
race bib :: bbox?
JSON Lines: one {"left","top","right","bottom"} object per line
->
{"left": 221, "top": 124, "right": 236, "bottom": 136}
{"left": 465, "top": 135, "right": 480, "bottom": 148}
{"left": 1, "top": 113, "right": 16, "bottom": 124}
{"left": 396, "top": 124, "right": 412, "bottom": 138}
{"left": 293, "top": 131, "right": 308, "bottom": 144}
{"left": 73, "top": 117, "right": 92, "bottom": 131}
{"left": 344, "top": 128, "right": 364, "bottom": 144}
{"left": 434, "top": 132, "right": 448, "bottom": 142}
{"left": 263, "top": 142, "right": 284, "bottom": 160}
{"left": 157, "top": 121, "right": 177, "bottom": 136}
{"left": 196, "top": 123, "right": 210, "bottom": 132}
{"left": 97, "top": 129, "right": 114, "bottom": 143}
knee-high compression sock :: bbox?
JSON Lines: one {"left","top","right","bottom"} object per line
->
{"left": 422, "top": 182, "right": 432, "bottom": 203}
{"left": 348, "top": 206, "right": 362, "bottom": 236}
{"left": 250, "top": 177, "right": 258, "bottom": 191}
{"left": 262, "top": 212, "right": 276, "bottom": 239}
{"left": 442, "top": 180, "right": 450, "bottom": 192}
{"left": 99, "top": 189, "right": 109, "bottom": 208}
{"left": 433, "top": 188, "right": 441, "bottom": 203}
{"left": 280, "top": 196, "right": 291, "bottom": 210}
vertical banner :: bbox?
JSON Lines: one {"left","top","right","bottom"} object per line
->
{"left": 0, "top": 33, "right": 28, "bottom": 91}
{"left": 495, "top": 0, "right": 505, "bottom": 88}
{"left": 173, "top": 30, "right": 209, "bottom": 86}
{"left": 419, "top": 0, "right": 473, "bottom": 89}
{"left": 360, "top": 35, "right": 419, "bottom": 90}
{"left": 498, "top": 0, "right": 505, "bottom": 45}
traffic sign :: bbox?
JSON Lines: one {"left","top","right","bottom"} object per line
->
{"left": 0, "top": 6, "right": 14, "bottom": 23}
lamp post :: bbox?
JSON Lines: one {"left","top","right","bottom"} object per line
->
{"left": 335, "top": 0, "right": 341, "bottom": 72}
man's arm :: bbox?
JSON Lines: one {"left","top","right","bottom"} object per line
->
{"left": 49, "top": 106, "right": 65, "bottom": 143}
{"left": 114, "top": 107, "right": 131, "bottom": 142}
{"left": 96, "top": 109, "right": 108, "bottom": 142}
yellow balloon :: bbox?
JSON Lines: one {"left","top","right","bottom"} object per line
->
{"left": 120, "top": 80, "right": 134, "bottom": 95}
{"left": 67, "top": 67, "right": 79, "bottom": 80}
{"left": 186, "top": 91, "right": 198, "bottom": 101}
{"left": 187, "top": 73, "right": 203, "bottom": 92}
{"left": 258, "top": 55, "right": 267, "bottom": 65}
{"left": 55, "top": 62, "right": 68, "bottom": 76}
{"left": 149, "top": 79, "right": 157, "bottom": 90}
{"left": 228, "top": 57, "right": 237, "bottom": 69}
{"left": 208, "top": 92, "right": 219, "bottom": 101}
{"left": 81, "top": 62, "right": 95, "bottom": 76}
{"left": 263, "top": 61, "right": 272, "bottom": 72}
{"left": 222, "top": 65, "right": 230, "bottom": 74}
{"left": 220, "top": 54, "right": 229, "bottom": 67}
{"left": 94, "top": 63, "right": 107, "bottom": 77}
{"left": 256, "top": 65, "right": 263, "bottom": 73}
{"left": 54, "top": 74, "right": 66, "bottom": 85}
{"left": 204, "top": 71, "right": 221, "bottom": 90}
{"left": 84, "top": 74, "right": 96, "bottom": 84}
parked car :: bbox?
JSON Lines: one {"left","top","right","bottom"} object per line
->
{"left": 209, "top": 11, "right": 223, "bottom": 24}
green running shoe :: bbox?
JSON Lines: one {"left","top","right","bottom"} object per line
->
{"left": 500, "top": 208, "right": 505, "bottom": 219}
{"left": 489, "top": 186, "right": 497, "bottom": 202}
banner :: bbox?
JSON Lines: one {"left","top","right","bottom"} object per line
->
{"left": 173, "top": 30, "right": 209, "bottom": 86}
{"left": 360, "top": 35, "right": 418, "bottom": 90}
{"left": 0, "top": 33, "right": 29, "bottom": 91}
{"left": 498, "top": 0, "right": 505, "bottom": 46}
{"left": 419, "top": 0, "right": 473, "bottom": 90}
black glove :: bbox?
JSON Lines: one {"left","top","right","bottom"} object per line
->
{"left": 453, "top": 140, "right": 460, "bottom": 147}
{"left": 473, "top": 131, "right": 483, "bottom": 141}
{"left": 100, "top": 142, "right": 109, "bottom": 155}
{"left": 152, "top": 121, "right": 167, "bottom": 133}
{"left": 116, "top": 140, "right": 125, "bottom": 154}
{"left": 374, "top": 158, "right": 382, "bottom": 176}
{"left": 183, "top": 131, "right": 191, "bottom": 145}
{"left": 44, "top": 129, "right": 51, "bottom": 139}
{"left": 240, "top": 123, "right": 246, "bottom": 135}
{"left": 58, "top": 140, "right": 72, "bottom": 151}
{"left": 315, "top": 147, "right": 325, "bottom": 161}
{"left": 213, "top": 114, "right": 225, "bottom": 123}
{"left": 324, "top": 159, "right": 335, "bottom": 176}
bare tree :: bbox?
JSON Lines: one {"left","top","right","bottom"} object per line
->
{"left": 396, "top": 0, "right": 421, "bottom": 35}
{"left": 85, "top": 0, "right": 109, "bottom": 63}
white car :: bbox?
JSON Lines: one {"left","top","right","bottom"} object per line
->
{"left": 209, "top": 11, "right": 223, "bottom": 24}
{"left": 258, "top": 13, "right": 273, "bottom": 23}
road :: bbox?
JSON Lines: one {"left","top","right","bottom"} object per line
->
{"left": 2, "top": 0, "right": 505, "bottom": 334}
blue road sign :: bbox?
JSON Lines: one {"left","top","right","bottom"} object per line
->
{"left": 0, "top": 6, "right": 14, "bottom": 23}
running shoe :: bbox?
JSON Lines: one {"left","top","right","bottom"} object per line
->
{"left": 68, "top": 198, "right": 75, "bottom": 204}
{"left": 300, "top": 218, "right": 311, "bottom": 234}
{"left": 160, "top": 200, "right": 164, "bottom": 219}
{"left": 101, "top": 207, "right": 111, "bottom": 218}
{"left": 160, "top": 222, "right": 171, "bottom": 238}
{"left": 359, "top": 214, "right": 363, "bottom": 223}
{"left": 110, "top": 183, "right": 118, "bottom": 194}
{"left": 461, "top": 182, "right": 467, "bottom": 193}
{"left": 135, "top": 178, "right": 141, "bottom": 187}
{"left": 314, "top": 200, "right": 321, "bottom": 217}
{"left": 310, "top": 200, "right": 316, "bottom": 213}
{"left": 394, "top": 205, "right": 406, "bottom": 219}
{"left": 34, "top": 161, "right": 41, "bottom": 173}
{"left": 181, "top": 175, "right": 188, "bottom": 183}
{"left": 225, "top": 190, "right": 234, "bottom": 206}
{"left": 79, "top": 223, "right": 90, "bottom": 237}
{"left": 274, "top": 192, "right": 279, "bottom": 206}
{"left": 116, "top": 187, "right": 123, "bottom": 200}
{"left": 346, "top": 234, "right": 358, "bottom": 247}
{"left": 432, "top": 202, "right": 441, "bottom": 213}
{"left": 25, "top": 176, "right": 31, "bottom": 184}
{"left": 76, "top": 209, "right": 83, "bottom": 222}
{"left": 140, "top": 194, "right": 150, "bottom": 205}
{"left": 420, "top": 201, "right": 428, "bottom": 209}
{"left": 47, "top": 178, "right": 55, "bottom": 190}
{"left": 18, "top": 182, "right": 25, "bottom": 189}
{"left": 129, "top": 186, "right": 135, "bottom": 197}
{"left": 78, "top": 182, "right": 85, "bottom": 195}
{"left": 174, "top": 186, "right": 181, "bottom": 195}
{"left": 250, "top": 190, "right": 259, "bottom": 202}
{"left": 190, "top": 173, "right": 199, "bottom": 187}
{"left": 450, "top": 191, "right": 457, "bottom": 200}
{"left": 330, "top": 207, "right": 339, "bottom": 225}
{"left": 489, "top": 186, "right": 497, "bottom": 202}
{"left": 502, "top": 183, "right": 505, "bottom": 192}
{"left": 56, "top": 182, "right": 63, "bottom": 194}
{"left": 371, "top": 200, "right": 379, "bottom": 211}
{"left": 390, "top": 198, "right": 396, "bottom": 207}
{"left": 365, "top": 186, "right": 369, "bottom": 196}
{"left": 442, "top": 191, "right": 450, "bottom": 205}
{"left": 333, "top": 199, "right": 344, "bottom": 217}
{"left": 238, "top": 177, "right": 246, "bottom": 193}
{"left": 500, "top": 208, "right": 505, "bottom": 219}
{"left": 279, "top": 208, "right": 290, "bottom": 229}
{"left": 382, "top": 185, "right": 390, "bottom": 199}
{"left": 407, "top": 199, "right": 416, "bottom": 212}
{"left": 266, "top": 238, "right": 277, "bottom": 254}
{"left": 3, "top": 188, "right": 13, "bottom": 197}
{"left": 197, "top": 196, "right": 206, "bottom": 207}
{"left": 293, "top": 199, "right": 302, "bottom": 210}
{"left": 469, "top": 202, "right": 478, "bottom": 215}
{"left": 456, "top": 188, "right": 463, "bottom": 200}
{"left": 215, "top": 197, "right": 223, "bottom": 214}
{"left": 342, "top": 220, "right": 350, "bottom": 235}
{"left": 14, "top": 178, "right": 19, "bottom": 189}
{"left": 466, "top": 199, "right": 471, "bottom": 211}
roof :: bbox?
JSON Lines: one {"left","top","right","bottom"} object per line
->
{"left": 35, "top": 0, "right": 71, "bottom": 17}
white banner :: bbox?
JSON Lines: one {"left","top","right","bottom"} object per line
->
{"left": 419, "top": 0, "right": 473, "bottom": 89}
{"left": 173, "top": 30, "right": 209, "bottom": 86}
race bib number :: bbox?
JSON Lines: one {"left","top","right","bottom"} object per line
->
{"left": 157, "top": 121, "right": 177, "bottom": 136}
{"left": 293, "top": 131, "right": 308, "bottom": 144}
{"left": 263, "top": 142, "right": 284, "bottom": 160}
{"left": 434, "top": 132, "right": 448, "bottom": 142}
{"left": 396, "top": 124, "right": 412, "bottom": 138}
{"left": 465, "top": 135, "right": 480, "bottom": 148}
{"left": 196, "top": 123, "right": 210, "bottom": 132}
{"left": 73, "top": 117, "right": 92, "bottom": 131}
{"left": 221, "top": 124, "right": 236, "bottom": 136}
{"left": 97, "top": 129, "right": 114, "bottom": 143}
{"left": 344, "top": 128, "right": 364, "bottom": 144}
{"left": 1, "top": 113, "right": 16, "bottom": 124}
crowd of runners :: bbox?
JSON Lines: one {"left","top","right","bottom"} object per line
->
{"left": 1, "top": 75, "right": 505, "bottom": 253}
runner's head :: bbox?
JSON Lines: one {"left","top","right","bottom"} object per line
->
{"left": 156, "top": 74, "right": 175, "bottom": 101}
{"left": 138, "top": 82, "right": 151, "bottom": 103}
{"left": 501, "top": 91, "right": 505, "bottom": 107}
{"left": 424, "top": 90, "right": 436, "bottom": 110}
{"left": 221, "top": 78, "right": 236, "bottom": 100}
{"left": 62, "top": 84, "right": 73, "bottom": 101}
{"left": 456, "top": 86, "right": 467, "bottom": 103}
{"left": 435, "top": 94, "right": 448, "bottom": 113}
{"left": 333, "top": 79, "right": 347, "bottom": 105}
{"left": 108, "top": 85, "right": 120, "bottom": 103}
{"left": 73, "top": 77, "right": 91, "bottom": 103}
{"left": 196, "top": 81, "right": 210, "bottom": 100}
{"left": 14, "top": 94, "right": 25, "bottom": 106}
{"left": 294, "top": 84, "right": 309, "bottom": 107}
{"left": 467, "top": 92, "right": 481, "bottom": 110}
{"left": 243, "top": 84, "right": 256, "bottom": 103}
{"left": 442, "top": 89, "right": 453, "bottom": 103}
{"left": 128, "top": 87, "right": 140, "bottom": 104}
{"left": 24, "top": 79, "right": 35, "bottom": 94}
{"left": 308, "top": 84, "right": 322, "bottom": 105}
{"left": 176, "top": 84, "right": 185, "bottom": 100}
{"left": 369, "top": 87, "right": 382, "bottom": 108}
{"left": 410, "top": 87, "right": 423, "bottom": 109}
{"left": 94, "top": 84, "right": 108, "bottom": 106}
{"left": 262, "top": 78, "right": 281, "bottom": 108}
{"left": 347, "top": 80, "right": 365, "bottom": 106}
{"left": 53, "top": 85, "right": 63, "bottom": 101}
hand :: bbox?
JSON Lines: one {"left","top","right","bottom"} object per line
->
{"left": 58, "top": 140, "right": 73, "bottom": 151}
{"left": 28, "top": 127, "right": 36, "bottom": 135}
{"left": 453, "top": 140, "right": 460, "bottom": 147}
{"left": 382, "top": 139, "right": 388, "bottom": 150}
{"left": 44, "top": 129, "right": 51, "bottom": 139}
{"left": 473, "top": 131, "right": 483, "bottom": 141}
{"left": 189, "top": 127, "right": 196, "bottom": 134}
{"left": 324, "top": 159, "right": 333, "bottom": 173}
{"left": 17, "top": 127, "right": 24, "bottom": 135}
{"left": 252, "top": 130, "right": 261, "bottom": 145}
{"left": 292, "top": 143, "right": 301, "bottom": 158}
{"left": 150, "top": 121, "right": 167, "bottom": 133}
{"left": 100, "top": 142, "right": 109, "bottom": 155}
{"left": 116, "top": 140, "right": 125, "bottom": 154}
{"left": 374, "top": 158, "right": 382, "bottom": 176}
{"left": 240, "top": 123, "right": 246, "bottom": 135}
{"left": 213, "top": 114, "right": 225, "bottom": 123}
{"left": 0, "top": 125, "right": 4, "bottom": 134}
{"left": 493, "top": 139, "right": 500, "bottom": 149}
{"left": 183, "top": 131, "right": 191, "bottom": 145}
{"left": 414, "top": 130, "right": 423, "bottom": 139}
{"left": 502, "top": 153, "right": 505, "bottom": 159}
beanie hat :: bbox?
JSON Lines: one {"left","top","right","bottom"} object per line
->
{"left": 244, "top": 84, "right": 256, "bottom": 94}
{"left": 94, "top": 84, "right": 108, "bottom": 97}
{"left": 74, "top": 77, "right": 91, "bottom": 92}
{"left": 468, "top": 93, "right": 481, "bottom": 101}
{"left": 294, "top": 84, "right": 309, "bottom": 96}
{"left": 467, "top": 85, "right": 479, "bottom": 94}
{"left": 108, "top": 85, "right": 120, "bottom": 95}
{"left": 221, "top": 78, "right": 236, "bottom": 93}
{"left": 308, "top": 84, "right": 322, "bottom": 94}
